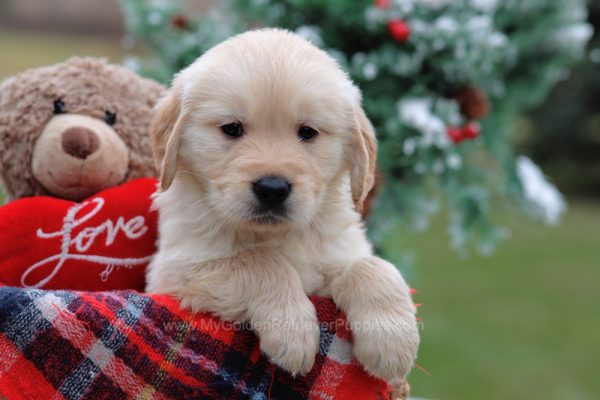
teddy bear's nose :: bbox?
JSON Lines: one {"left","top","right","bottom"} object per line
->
{"left": 61, "top": 127, "right": 100, "bottom": 159}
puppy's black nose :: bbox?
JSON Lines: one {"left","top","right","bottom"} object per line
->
{"left": 253, "top": 176, "right": 291, "bottom": 208}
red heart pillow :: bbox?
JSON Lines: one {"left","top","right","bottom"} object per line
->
{"left": 0, "top": 178, "right": 158, "bottom": 291}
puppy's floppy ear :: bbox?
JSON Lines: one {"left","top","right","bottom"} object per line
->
{"left": 350, "top": 105, "right": 378, "bottom": 213}
{"left": 150, "top": 85, "right": 185, "bottom": 191}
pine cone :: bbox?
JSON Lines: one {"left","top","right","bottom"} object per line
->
{"left": 453, "top": 86, "right": 490, "bottom": 120}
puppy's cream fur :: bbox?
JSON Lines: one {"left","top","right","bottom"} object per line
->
{"left": 146, "top": 29, "right": 419, "bottom": 381}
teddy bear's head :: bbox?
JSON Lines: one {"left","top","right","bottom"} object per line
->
{"left": 0, "top": 57, "right": 165, "bottom": 201}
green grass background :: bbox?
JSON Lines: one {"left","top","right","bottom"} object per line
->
{"left": 392, "top": 201, "right": 600, "bottom": 400}
{"left": 1, "top": 28, "right": 599, "bottom": 400}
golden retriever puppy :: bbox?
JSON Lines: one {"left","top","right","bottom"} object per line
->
{"left": 146, "top": 28, "right": 419, "bottom": 382}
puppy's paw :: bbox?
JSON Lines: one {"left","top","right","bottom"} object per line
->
{"left": 352, "top": 310, "right": 419, "bottom": 382}
{"left": 257, "top": 300, "right": 320, "bottom": 376}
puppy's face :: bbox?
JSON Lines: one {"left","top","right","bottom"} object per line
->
{"left": 152, "top": 29, "right": 376, "bottom": 231}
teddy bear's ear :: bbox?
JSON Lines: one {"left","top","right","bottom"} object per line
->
{"left": 150, "top": 85, "right": 185, "bottom": 191}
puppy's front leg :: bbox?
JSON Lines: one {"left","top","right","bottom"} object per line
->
{"left": 245, "top": 252, "right": 321, "bottom": 376}
{"left": 330, "top": 256, "right": 419, "bottom": 381}
{"left": 173, "top": 249, "right": 320, "bottom": 376}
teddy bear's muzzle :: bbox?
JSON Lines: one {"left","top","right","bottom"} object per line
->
{"left": 32, "top": 114, "right": 130, "bottom": 201}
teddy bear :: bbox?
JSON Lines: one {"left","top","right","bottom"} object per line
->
{"left": 0, "top": 57, "right": 165, "bottom": 291}
{"left": 0, "top": 57, "right": 165, "bottom": 201}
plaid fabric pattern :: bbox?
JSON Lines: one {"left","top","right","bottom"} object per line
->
{"left": 0, "top": 287, "right": 391, "bottom": 400}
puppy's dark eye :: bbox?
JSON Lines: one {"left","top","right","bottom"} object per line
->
{"left": 104, "top": 111, "right": 117, "bottom": 126}
{"left": 53, "top": 99, "right": 66, "bottom": 114}
{"left": 220, "top": 122, "right": 244, "bottom": 138}
{"left": 298, "top": 126, "right": 319, "bottom": 141}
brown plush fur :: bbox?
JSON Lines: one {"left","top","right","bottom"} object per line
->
{"left": 0, "top": 57, "right": 165, "bottom": 200}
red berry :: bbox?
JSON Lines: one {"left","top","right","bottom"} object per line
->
{"left": 388, "top": 20, "right": 411, "bottom": 42}
{"left": 375, "top": 0, "right": 391, "bottom": 8}
{"left": 447, "top": 126, "right": 463, "bottom": 143}
{"left": 171, "top": 14, "right": 188, "bottom": 29}
{"left": 461, "top": 123, "right": 480, "bottom": 140}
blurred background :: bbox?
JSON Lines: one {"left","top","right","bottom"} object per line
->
{"left": 0, "top": 0, "right": 598, "bottom": 399}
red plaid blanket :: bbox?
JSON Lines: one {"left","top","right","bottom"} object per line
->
{"left": 0, "top": 287, "right": 393, "bottom": 399}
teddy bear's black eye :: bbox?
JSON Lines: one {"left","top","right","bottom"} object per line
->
{"left": 104, "top": 111, "right": 117, "bottom": 126}
{"left": 53, "top": 99, "right": 66, "bottom": 114}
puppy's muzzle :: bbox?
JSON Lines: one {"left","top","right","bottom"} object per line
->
{"left": 252, "top": 176, "right": 291, "bottom": 212}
